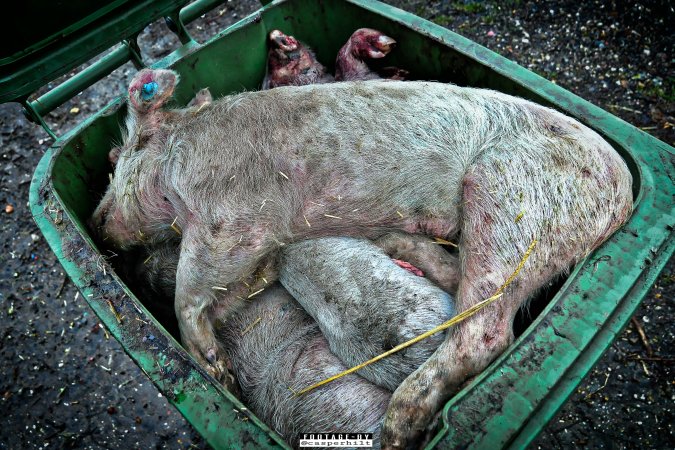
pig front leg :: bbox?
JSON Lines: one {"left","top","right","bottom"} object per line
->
{"left": 174, "top": 226, "right": 277, "bottom": 382}
{"left": 175, "top": 298, "right": 220, "bottom": 377}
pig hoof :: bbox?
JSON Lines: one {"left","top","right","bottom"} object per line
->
{"left": 205, "top": 347, "right": 218, "bottom": 364}
{"left": 203, "top": 348, "right": 223, "bottom": 380}
{"left": 203, "top": 361, "right": 224, "bottom": 380}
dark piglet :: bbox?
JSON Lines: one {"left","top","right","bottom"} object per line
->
{"left": 263, "top": 30, "right": 334, "bottom": 89}
{"left": 218, "top": 285, "right": 391, "bottom": 449}
{"left": 335, "top": 28, "right": 408, "bottom": 81}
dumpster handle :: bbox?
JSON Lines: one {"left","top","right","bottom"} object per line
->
{"left": 124, "top": 37, "right": 146, "bottom": 69}
{"left": 22, "top": 99, "right": 57, "bottom": 141}
{"left": 22, "top": 0, "right": 243, "bottom": 139}
{"left": 22, "top": 36, "right": 147, "bottom": 138}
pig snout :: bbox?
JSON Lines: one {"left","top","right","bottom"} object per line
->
{"left": 335, "top": 28, "right": 403, "bottom": 81}
{"left": 371, "top": 34, "right": 396, "bottom": 58}
{"left": 89, "top": 192, "right": 140, "bottom": 250}
{"left": 269, "top": 29, "right": 299, "bottom": 52}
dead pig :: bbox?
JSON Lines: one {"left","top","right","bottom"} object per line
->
{"left": 335, "top": 28, "right": 408, "bottom": 81}
{"left": 91, "top": 73, "right": 633, "bottom": 449}
{"left": 218, "top": 285, "right": 391, "bottom": 449}
{"left": 280, "top": 236, "right": 456, "bottom": 391}
{"left": 130, "top": 239, "right": 381, "bottom": 430}
{"left": 263, "top": 30, "right": 334, "bottom": 89}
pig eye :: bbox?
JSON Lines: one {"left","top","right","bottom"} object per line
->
{"left": 141, "top": 82, "right": 158, "bottom": 101}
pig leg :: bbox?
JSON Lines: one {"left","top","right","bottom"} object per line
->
{"left": 380, "top": 153, "right": 632, "bottom": 448}
{"left": 174, "top": 253, "right": 223, "bottom": 379}
{"left": 375, "top": 232, "right": 460, "bottom": 294}
{"left": 279, "top": 237, "right": 454, "bottom": 391}
{"left": 174, "top": 226, "right": 278, "bottom": 380}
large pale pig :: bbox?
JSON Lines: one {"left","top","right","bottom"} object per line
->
{"left": 91, "top": 68, "right": 633, "bottom": 448}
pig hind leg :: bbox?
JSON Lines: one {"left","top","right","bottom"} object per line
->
{"left": 380, "top": 149, "right": 632, "bottom": 448}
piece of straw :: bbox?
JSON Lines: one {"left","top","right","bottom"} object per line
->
{"left": 241, "top": 317, "right": 262, "bottom": 336}
{"left": 170, "top": 217, "right": 182, "bottom": 235}
{"left": 247, "top": 288, "right": 265, "bottom": 299}
{"left": 433, "top": 237, "right": 458, "bottom": 247}
{"left": 294, "top": 238, "right": 538, "bottom": 396}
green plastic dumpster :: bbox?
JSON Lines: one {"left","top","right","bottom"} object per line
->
{"left": 1, "top": 0, "right": 672, "bottom": 448}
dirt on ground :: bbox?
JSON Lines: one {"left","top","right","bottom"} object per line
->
{"left": 0, "top": 0, "right": 672, "bottom": 449}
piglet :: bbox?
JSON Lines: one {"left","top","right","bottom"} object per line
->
{"left": 263, "top": 30, "right": 334, "bottom": 89}
{"left": 217, "top": 285, "right": 391, "bottom": 449}
{"left": 280, "top": 236, "right": 455, "bottom": 391}
{"left": 335, "top": 28, "right": 408, "bottom": 81}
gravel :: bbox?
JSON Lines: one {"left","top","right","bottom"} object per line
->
{"left": 0, "top": 1, "right": 672, "bottom": 449}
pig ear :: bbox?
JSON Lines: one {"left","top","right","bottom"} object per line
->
{"left": 187, "top": 88, "right": 213, "bottom": 108}
{"left": 128, "top": 69, "right": 180, "bottom": 114}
